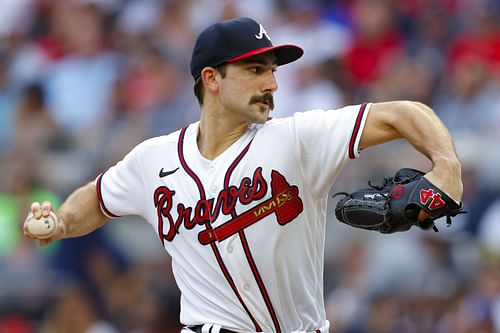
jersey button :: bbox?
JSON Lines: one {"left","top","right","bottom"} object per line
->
{"left": 227, "top": 245, "right": 233, "bottom": 253}
{"left": 243, "top": 284, "right": 250, "bottom": 291}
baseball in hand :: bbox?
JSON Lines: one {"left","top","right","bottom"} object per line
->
{"left": 27, "top": 211, "right": 58, "bottom": 239}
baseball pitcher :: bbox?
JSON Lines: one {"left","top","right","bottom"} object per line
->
{"left": 24, "top": 17, "right": 463, "bottom": 333}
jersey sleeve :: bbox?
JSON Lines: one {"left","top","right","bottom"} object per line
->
{"left": 290, "top": 102, "right": 371, "bottom": 197}
{"left": 95, "top": 144, "right": 147, "bottom": 219}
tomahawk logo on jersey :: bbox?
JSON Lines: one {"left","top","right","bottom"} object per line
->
{"left": 95, "top": 103, "right": 371, "bottom": 332}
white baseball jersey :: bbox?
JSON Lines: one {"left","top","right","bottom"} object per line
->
{"left": 96, "top": 103, "right": 371, "bottom": 332}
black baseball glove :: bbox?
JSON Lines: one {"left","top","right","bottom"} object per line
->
{"left": 334, "top": 168, "right": 465, "bottom": 233}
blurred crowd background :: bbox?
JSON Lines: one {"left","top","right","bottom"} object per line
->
{"left": 0, "top": 0, "right": 500, "bottom": 332}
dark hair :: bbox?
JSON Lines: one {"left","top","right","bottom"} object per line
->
{"left": 193, "top": 64, "right": 227, "bottom": 105}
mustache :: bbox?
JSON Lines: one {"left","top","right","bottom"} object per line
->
{"left": 249, "top": 93, "right": 274, "bottom": 110}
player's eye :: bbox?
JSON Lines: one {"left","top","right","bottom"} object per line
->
{"left": 249, "top": 66, "right": 277, "bottom": 74}
{"left": 249, "top": 66, "right": 261, "bottom": 73}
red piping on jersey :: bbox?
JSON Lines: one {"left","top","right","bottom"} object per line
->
{"left": 239, "top": 231, "right": 282, "bottom": 333}
{"left": 348, "top": 103, "right": 368, "bottom": 159}
{"left": 177, "top": 126, "right": 262, "bottom": 332}
{"left": 224, "top": 142, "right": 282, "bottom": 333}
{"left": 96, "top": 172, "right": 121, "bottom": 218}
{"left": 223, "top": 140, "right": 252, "bottom": 192}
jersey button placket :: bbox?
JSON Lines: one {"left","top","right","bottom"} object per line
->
{"left": 206, "top": 166, "right": 218, "bottom": 195}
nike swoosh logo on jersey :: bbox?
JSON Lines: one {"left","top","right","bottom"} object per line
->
{"left": 159, "top": 167, "right": 179, "bottom": 178}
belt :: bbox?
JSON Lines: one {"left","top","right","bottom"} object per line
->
{"left": 188, "top": 324, "right": 237, "bottom": 333}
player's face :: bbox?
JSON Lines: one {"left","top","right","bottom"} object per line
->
{"left": 218, "top": 53, "right": 278, "bottom": 124}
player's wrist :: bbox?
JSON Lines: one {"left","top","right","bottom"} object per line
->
{"left": 430, "top": 157, "right": 461, "bottom": 176}
{"left": 426, "top": 160, "right": 463, "bottom": 204}
{"left": 53, "top": 210, "right": 71, "bottom": 238}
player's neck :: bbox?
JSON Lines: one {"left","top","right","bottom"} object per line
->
{"left": 197, "top": 110, "right": 249, "bottom": 160}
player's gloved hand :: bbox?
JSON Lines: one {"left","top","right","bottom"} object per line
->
{"left": 23, "top": 201, "right": 66, "bottom": 246}
{"left": 333, "top": 168, "right": 466, "bottom": 233}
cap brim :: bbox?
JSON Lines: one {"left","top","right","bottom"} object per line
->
{"left": 227, "top": 44, "right": 304, "bottom": 66}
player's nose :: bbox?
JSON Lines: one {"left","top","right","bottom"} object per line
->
{"left": 263, "top": 70, "right": 278, "bottom": 93}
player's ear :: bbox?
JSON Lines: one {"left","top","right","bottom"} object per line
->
{"left": 201, "top": 67, "right": 220, "bottom": 93}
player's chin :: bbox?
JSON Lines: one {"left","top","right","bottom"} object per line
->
{"left": 253, "top": 104, "right": 271, "bottom": 121}
{"left": 254, "top": 111, "right": 270, "bottom": 124}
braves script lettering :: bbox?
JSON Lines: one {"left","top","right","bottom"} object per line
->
{"left": 154, "top": 168, "right": 268, "bottom": 243}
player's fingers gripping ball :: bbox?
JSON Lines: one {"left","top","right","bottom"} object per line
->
{"left": 26, "top": 211, "right": 59, "bottom": 239}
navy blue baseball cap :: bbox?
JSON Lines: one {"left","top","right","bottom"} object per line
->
{"left": 190, "top": 17, "right": 304, "bottom": 81}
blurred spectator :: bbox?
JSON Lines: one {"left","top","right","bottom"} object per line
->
{"left": 11, "top": 83, "right": 59, "bottom": 155}
{"left": 433, "top": 55, "right": 500, "bottom": 135}
{"left": 325, "top": 240, "right": 369, "bottom": 333}
{"left": 0, "top": 314, "right": 34, "bottom": 333}
{"left": 0, "top": 52, "right": 16, "bottom": 152}
{"left": 357, "top": 292, "right": 401, "bottom": 333}
{"left": 41, "top": 2, "right": 120, "bottom": 144}
{"left": 433, "top": 0, "right": 500, "bottom": 136}
{"left": 152, "top": 0, "right": 198, "bottom": 62}
{"left": 272, "top": 2, "right": 350, "bottom": 115}
{"left": 368, "top": 56, "right": 435, "bottom": 103}
{"left": 447, "top": 0, "right": 500, "bottom": 80}
{"left": 48, "top": 226, "right": 128, "bottom": 323}
{"left": 342, "top": 0, "right": 404, "bottom": 94}
{"left": 39, "top": 284, "right": 118, "bottom": 333}
{"left": 478, "top": 197, "right": 500, "bottom": 256}
{"left": 0, "top": 154, "right": 60, "bottom": 323}
{"left": 103, "top": 36, "right": 198, "bottom": 164}
{"left": 0, "top": 0, "right": 37, "bottom": 38}
{"left": 405, "top": 5, "right": 455, "bottom": 77}
{"left": 115, "top": 0, "right": 164, "bottom": 37}
{"left": 436, "top": 260, "right": 500, "bottom": 333}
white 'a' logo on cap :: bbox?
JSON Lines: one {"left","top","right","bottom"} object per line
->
{"left": 255, "top": 24, "right": 271, "bottom": 41}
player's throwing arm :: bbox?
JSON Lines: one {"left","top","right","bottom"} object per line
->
{"left": 24, "top": 182, "right": 109, "bottom": 246}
